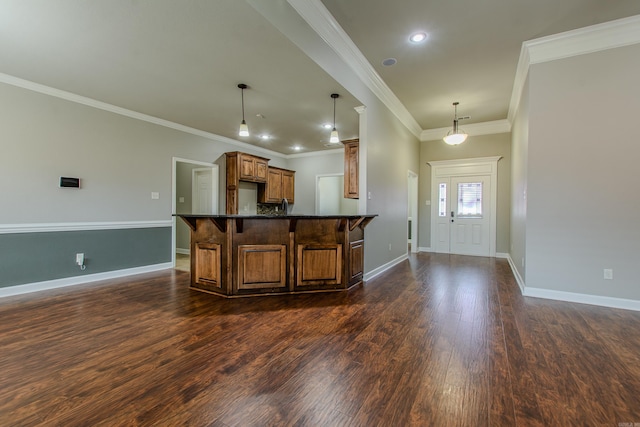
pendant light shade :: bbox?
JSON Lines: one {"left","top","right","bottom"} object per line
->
{"left": 238, "top": 84, "right": 249, "bottom": 137}
{"left": 330, "top": 93, "right": 340, "bottom": 143}
{"left": 443, "top": 102, "right": 468, "bottom": 145}
{"left": 330, "top": 129, "right": 339, "bottom": 144}
{"left": 239, "top": 120, "right": 249, "bottom": 137}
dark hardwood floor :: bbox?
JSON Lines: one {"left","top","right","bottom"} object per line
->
{"left": 1, "top": 253, "right": 639, "bottom": 426}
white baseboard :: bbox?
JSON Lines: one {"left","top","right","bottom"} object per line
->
{"left": 176, "top": 248, "right": 190, "bottom": 255}
{"left": 417, "top": 248, "right": 508, "bottom": 258}
{"left": 503, "top": 253, "right": 639, "bottom": 312}
{"left": 0, "top": 262, "right": 173, "bottom": 298}
{"left": 364, "top": 253, "right": 408, "bottom": 282}
{"left": 523, "top": 287, "right": 640, "bottom": 312}
{"left": 505, "top": 254, "right": 526, "bottom": 293}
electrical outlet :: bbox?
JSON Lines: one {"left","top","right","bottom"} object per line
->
{"left": 76, "top": 253, "right": 84, "bottom": 265}
{"left": 604, "top": 269, "right": 613, "bottom": 280}
{"left": 388, "top": 244, "right": 392, "bottom": 251}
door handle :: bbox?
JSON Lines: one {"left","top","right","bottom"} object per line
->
{"left": 451, "top": 211, "right": 454, "bottom": 223}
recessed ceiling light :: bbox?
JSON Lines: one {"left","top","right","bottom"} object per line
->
{"left": 409, "top": 32, "right": 428, "bottom": 43}
{"left": 292, "top": 145, "right": 302, "bottom": 151}
{"left": 260, "top": 134, "right": 270, "bottom": 140}
{"left": 322, "top": 123, "right": 332, "bottom": 129}
{"left": 382, "top": 58, "right": 397, "bottom": 67}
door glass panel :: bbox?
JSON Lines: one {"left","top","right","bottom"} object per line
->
{"left": 457, "top": 182, "right": 482, "bottom": 218}
{"left": 438, "top": 183, "right": 447, "bottom": 217}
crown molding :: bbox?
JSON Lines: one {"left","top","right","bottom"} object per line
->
{"left": 287, "top": 0, "right": 422, "bottom": 139}
{"left": 420, "top": 119, "right": 511, "bottom": 142}
{"left": 0, "top": 73, "right": 287, "bottom": 159}
{"left": 285, "top": 147, "right": 344, "bottom": 159}
{"left": 508, "top": 14, "right": 640, "bottom": 123}
{"left": 507, "top": 44, "right": 532, "bottom": 124}
{"left": 526, "top": 14, "right": 640, "bottom": 65}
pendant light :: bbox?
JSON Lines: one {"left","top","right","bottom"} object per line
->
{"left": 238, "top": 83, "right": 249, "bottom": 137}
{"left": 330, "top": 93, "right": 340, "bottom": 143}
{"left": 443, "top": 102, "right": 468, "bottom": 145}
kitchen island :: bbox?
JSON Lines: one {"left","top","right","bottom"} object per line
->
{"left": 177, "top": 214, "right": 376, "bottom": 297}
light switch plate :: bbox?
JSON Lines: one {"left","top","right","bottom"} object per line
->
{"left": 151, "top": 192, "right": 159, "bottom": 199}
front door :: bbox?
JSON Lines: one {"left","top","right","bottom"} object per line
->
{"left": 435, "top": 175, "right": 491, "bottom": 256}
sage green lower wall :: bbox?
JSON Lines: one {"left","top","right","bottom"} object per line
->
{"left": 0, "top": 227, "right": 171, "bottom": 288}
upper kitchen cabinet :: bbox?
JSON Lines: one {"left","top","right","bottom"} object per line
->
{"left": 225, "top": 152, "right": 295, "bottom": 214}
{"left": 259, "top": 166, "right": 295, "bottom": 204}
{"left": 234, "top": 152, "right": 269, "bottom": 183}
{"left": 342, "top": 139, "right": 359, "bottom": 199}
{"left": 226, "top": 152, "right": 270, "bottom": 214}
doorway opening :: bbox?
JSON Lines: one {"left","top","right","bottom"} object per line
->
{"left": 172, "top": 157, "right": 219, "bottom": 271}
{"left": 428, "top": 157, "right": 500, "bottom": 257}
{"left": 316, "top": 174, "right": 358, "bottom": 215}
{"left": 408, "top": 170, "right": 418, "bottom": 253}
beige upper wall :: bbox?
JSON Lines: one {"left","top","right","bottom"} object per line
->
{"left": 419, "top": 133, "right": 511, "bottom": 254}
{"left": 0, "top": 78, "right": 420, "bottom": 278}
{"left": 249, "top": 0, "right": 421, "bottom": 272}
{"left": 526, "top": 43, "right": 640, "bottom": 300}
{"left": 510, "top": 74, "right": 530, "bottom": 284}
{"left": 0, "top": 82, "right": 289, "bottom": 224}
{"left": 287, "top": 151, "right": 344, "bottom": 215}
{"left": 363, "top": 101, "right": 420, "bottom": 269}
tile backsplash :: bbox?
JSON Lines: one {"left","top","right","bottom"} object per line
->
{"left": 257, "top": 203, "right": 285, "bottom": 216}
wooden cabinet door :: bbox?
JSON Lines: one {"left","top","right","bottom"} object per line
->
{"left": 296, "top": 244, "right": 342, "bottom": 287}
{"left": 194, "top": 242, "right": 223, "bottom": 291}
{"left": 238, "top": 244, "right": 287, "bottom": 290}
{"left": 238, "top": 154, "right": 268, "bottom": 182}
{"left": 239, "top": 155, "right": 255, "bottom": 181}
{"left": 343, "top": 139, "right": 359, "bottom": 199}
{"left": 282, "top": 170, "right": 295, "bottom": 203}
{"left": 266, "top": 168, "right": 283, "bottom": 202}
{"left": 348, "top": 239, "right": 364, "bottom": 286}
{"left": 255, "top": 159, "right": 268, "bottom": 182}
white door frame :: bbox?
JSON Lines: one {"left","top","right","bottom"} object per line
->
{"left": 428, "top": 156, "right": 501, "bottom": 257}
{"left": 408, "top": 170, "right": 419, "bottom": 254}
{"left": 171, "top": 157, "right": 219, "bottom": 267}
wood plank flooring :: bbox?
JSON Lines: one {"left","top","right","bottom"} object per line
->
{"left": 1, "top": 253, "right": 639, "bottom": 426}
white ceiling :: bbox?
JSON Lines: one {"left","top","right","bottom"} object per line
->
{"left": 2, "top": 1, "right": 640, "bottom": 154}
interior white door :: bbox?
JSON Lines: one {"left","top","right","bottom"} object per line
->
{"left": 449, "top": 176, "right": 490, "bottom": 256}
{"left": 192, "top": 168, "right": 217, "bottom": 215}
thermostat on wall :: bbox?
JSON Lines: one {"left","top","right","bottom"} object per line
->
{"left": 60, "top": 177, "right": 80, "bottom": 188}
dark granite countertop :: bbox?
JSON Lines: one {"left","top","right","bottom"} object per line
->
{"left": 174, "top": 214, "right": 377, "bottom": 219}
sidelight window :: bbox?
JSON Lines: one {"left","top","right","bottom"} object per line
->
{"left": 438, "top": 183, "right": 447, "bottom": 217}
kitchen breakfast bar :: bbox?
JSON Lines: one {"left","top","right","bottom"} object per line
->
{"left": 177, "top": 214, "right": 376, "bottom": 297}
